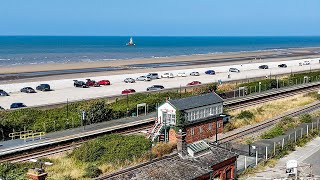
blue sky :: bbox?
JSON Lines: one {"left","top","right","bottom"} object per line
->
{"left": 0, "top": 0, "right": 319, "bottom": 36}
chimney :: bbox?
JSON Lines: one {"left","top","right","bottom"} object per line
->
{"left": 176, "top": 129, "right": 187, "bottom": 157}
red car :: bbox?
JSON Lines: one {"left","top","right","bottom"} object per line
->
{"left": 187, "top": 81, "right": 201, "bottom": 86}
{"left": 98, "top": 80, "right": 111, "bottom": 85}
{"left": 121, "top": 89, "right": 136, "bottom": 94}
{"left": 86, "top": 79, "right": 100, "bottom": 87}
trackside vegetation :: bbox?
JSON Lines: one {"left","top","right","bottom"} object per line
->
{"left": 0, "top": 71, "right": 319, "bottom": 140}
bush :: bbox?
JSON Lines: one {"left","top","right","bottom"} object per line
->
{"left": 152, "top": 142, "right": 177, "bottom": 158}
{"left": 83, "top": 164, "right": 102, "bottom": 178}
{"left": 71, "top": 134, "right": 151, "bottom": 164}
{"left": 260, "top": 125, "right": 284, "bottom": 139}
{"left": 299, "top": 114, "right": 312, "bottom": 123}
{"left": 237, "top": 110, "right": 254, "bottom": 119}
{"left": 72, "top": 140, "right": 106, "bottom": 162}
{"left": 62, "top": 175, "right": 73, "bottom": 180}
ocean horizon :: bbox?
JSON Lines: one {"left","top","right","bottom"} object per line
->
{"left": 1, "top": 36, "right": 320, "bottom": 66}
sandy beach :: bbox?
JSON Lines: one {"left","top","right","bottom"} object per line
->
{"left": 1, "top": 47, "right": 320, "bottom": 84}
{"left": 0, "top": 53, "right": 319, "bottom": 109}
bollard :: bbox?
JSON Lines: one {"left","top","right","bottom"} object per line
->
{"left": 255, "top": 150, "right": 258, "bottom": 165}
{"left": 244, "top": 156, "right": 247, "bottom": 169}
{"left": 274, "top": 142, "right": 276, "bottom": 155}
{"left": 295, "top": 131, "right": 297, "bottom": 143}
{"left": 282, "top": 138, "right": 284, "bottom": 149}
{"left": 301, "top": 128, "right": 303, "bottom": 138}
{"left": 317, "top": 119, "right": 319, "bottom": 130}
{"left": 265, "top": 146, "right": 268, "bottom": 160}
{"left": 307, "top": 125, "right": 309, "bottom": 136}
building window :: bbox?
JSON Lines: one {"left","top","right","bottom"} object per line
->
{"left": 171, "top": 114, "right": 176, "bottom": 124}
{"left": 199, "top": 127, "right": 203, "bottom": 133}
{"left": 196, "top": 110, "right": 199, "bottom": 119}
{"left": 209, "top": 124, "right": 212, "bottom": 131}
{"left": 218, "top": 122, "right": 221, "bottom": 128}
{"left": 191, "top": 128, "right": 195, "bottom": 136}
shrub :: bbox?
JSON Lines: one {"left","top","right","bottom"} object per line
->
{"left": 299, "top": 114, "right": 312, "bottom": 123}
{"left": 83, "top": 164, "right": 102, "bottom": 178}
{"left": 237, "top": 110, "right": 254, "bottom": 119}
{"left": 260, "top": 125, "right": 284, "bottom": 139}
{"left": 62, "top": 175, "right": 73, "bottom": 180}
{"left": 152, "top": 142, "right": 177, "bottom": 158}
{"left": 72, "top": 140, "right": 106, "bottom": 162}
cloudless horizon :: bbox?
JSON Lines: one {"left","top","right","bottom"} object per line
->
{"left": 1, "top": 0, "right": 319, "bottom": 36}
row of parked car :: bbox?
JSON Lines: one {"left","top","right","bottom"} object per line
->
{"left": 73, "top": 79, "right": 111, "bottom": 88}
{"left": 0, "top": 84, "right": 51, "bottom": 97}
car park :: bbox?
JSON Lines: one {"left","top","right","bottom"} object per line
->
{"left": 259, "top": 65, "right": 268, "bottom": 69}
{"left": 176, "top": 72, "right": 187, "bottom": 77}
{"left": 73, "top": 80, "right": 89, "bottom": 88}
{"left": 124, "top": 78, "right": 135, "bottom": 83}
{"left": 161, "top": 73, "right": 174, "bottom": 78}
{"left": 303, "top": 61, "right": 310, "bottom": 65}
{"left": 36, "top": 84, "right": 51, "bottom": 91}
{"left": 136, "top": 76, "right": 151, "bottom": 81}
{"left": 278, "top": 64, "right": 287, "bottom": 68}
{"left": 98, "top": 80, "right": 111, "bottom": 85}
{"left": 146, "top": 73, "right": 159, "bottom": 80}
{"left": 0, "top": 90, "right": 9, "bottom": 96}
{"left": 205, "top": 70, "right": 216, "bottom": 75}
{"left": 187, "top": 81, "right": 201, "bottom": 86}
{"left": 86, "top": 79, "right": 100, "bottom": 87}
{"left": 10, "top": 102, "right": 26, "bottom": 109}
{"left": 121, "top": 89, "right": 136, "bottom": 94}
{"left": 190, "top": 72, "right": 200, "bottom": 76}
{"left": 147, "top": 85, "right": 164, "bottom": 91}
{"left": 20, "top": 87, "right": 36, "bottom": 93}
{"left": 229, "top": 68, "right": 240, "bottom": 73}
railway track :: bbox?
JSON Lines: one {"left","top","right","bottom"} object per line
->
{"left": 0, "top": 83, "right": 319, "bottom": 163}
{"left": 218, "top": 101, "right": 320, "bottom": 144}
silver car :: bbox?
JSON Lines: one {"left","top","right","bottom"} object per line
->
{"left": 229, "top": 68, "right": 240, "bottom": 73}
{"left": 124, "top": 78, "right": 135, "bottom": 83}
{"left": 136, "top": 76, "right": 151, "bottom": 81}
{"left": 190, "top": 72, "right": 200, "bottom": 76}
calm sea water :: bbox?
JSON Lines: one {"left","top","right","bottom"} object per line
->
{"left": 1, "top": 36, "right": 320, "bottom": 66}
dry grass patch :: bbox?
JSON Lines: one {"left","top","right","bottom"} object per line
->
{"left": 217, "top": 83, "right": 237, "bottom": 92}
{"left": 225, "top": 94, "right": 317, "bottom": 132}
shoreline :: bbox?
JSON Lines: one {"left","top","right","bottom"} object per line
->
{"left": 1, "top": 47, "right": 320, "bottom": 75}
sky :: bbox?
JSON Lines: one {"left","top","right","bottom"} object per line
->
{"left": 0, "top": 0, "right": 319, "bottom": 36}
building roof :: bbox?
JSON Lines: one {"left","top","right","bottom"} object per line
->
{"left": 105, "top": 155, "right": 212, "bottom": 180}
{"left": 169, "top": 93, "right": 223, "bottom": 111}
{"left": 103, "top": 143, "right": 238, "bottom": 180}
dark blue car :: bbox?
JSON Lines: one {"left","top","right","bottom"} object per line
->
{"left": 10, "top": 103, "right": 27, "bottom": 109}
{"left": 205, "top": 70, "right": 216, "bottom": 75}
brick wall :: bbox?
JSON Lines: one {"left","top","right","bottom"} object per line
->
{"left": 168, "top": 128, "right": 177, "bottom": 143}
{"left": 185, "top": 118, "right": 223, "bottom": 144}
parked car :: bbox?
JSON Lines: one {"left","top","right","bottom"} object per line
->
{"left": 124, "top": 78, "right": 135, "bottom": 83}
{"left": 205, "top": 70, "right": 216, "bottom": 75}
{"left": 121, "top": 89, "right": 136, "bottom": 94}
{"left": 98, "top": 80, "right": 111, "bottom": 85}
{"left": 136, "top": 76, "right": 151, "bottom": 81}
{"left": 190, "top": 72, "right": 200, "bottom": 76}
{"left": 73, "top": 80, "right": 89, "bottom": 88}
{"left": 229, "top": 68, "right": 240, "bottom": 73}
{"left": 161, "top": 73, "right": 174, "bottom": 78}
{"left": 10, "top": 102, "right": 26, "bottom": 109}
{"left": 36, "top": 84, "right": 51, "bottom": 91}
{"left": 0, "top": 106, "right": 4, "bottom": 110}
{"left": 278, "top": 64, "right": 287, "bottom": 68}
{"left": 147, "top": 85, "right": 164, "bottom": 91}
{"left": 20, "top": 87, "right": 36, "bottom": 93}
{"left": 303, "top": 61, "right": 310, "bottom": 65}
{"left": 86, "top": 79, "right": 100, "bottom": 87}
{"left": 177, "top": 72, "right": 187, "bottom": 77}
{"left": 187, "top": 81, "right": 201, "bottom": 86}
{"left": 146, "top": 73, "right": 159, "bottom": 80}
{"left": 259, "top": 65, "right": 268, "bottom": 69}
{"left": 0, "top": 89, "right": 9, "bottom": 96}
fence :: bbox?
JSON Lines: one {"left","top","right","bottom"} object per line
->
{"left": 224, "top": 118, "right": 320, "bottom": 174}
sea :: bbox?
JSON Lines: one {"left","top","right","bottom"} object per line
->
{"left": 1, "top": 36, "right": 320, "bottom": 66}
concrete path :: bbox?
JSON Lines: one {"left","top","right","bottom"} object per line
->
{"left": 244, "top": 137, "right": 320, "bottom": 179}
